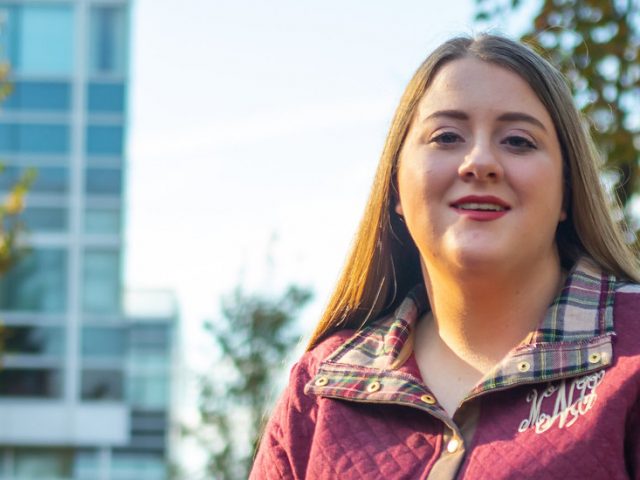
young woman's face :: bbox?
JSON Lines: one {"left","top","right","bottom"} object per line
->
{"left": 395, "top": 57, "right": 566, "bottom": 275}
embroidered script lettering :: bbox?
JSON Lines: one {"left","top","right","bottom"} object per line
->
{"left": 518, "top": 370, "right": 605, "bottom": 434}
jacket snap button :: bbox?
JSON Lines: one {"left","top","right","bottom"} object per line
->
{"left": 314, "top": 376, "right": 329, "bottom": 387}
{"left": 517, "top": 361, "right": 531, "bottom": 372}
{"left": 446, "top": 438, "right": 461, "bottom": 453}
{"left": 589, "top": 352, "right": 602, "bottom": 364}
{"left": 366, "top": 381, "right": 381, "bottom": 393}
{"left": 420, "top": 394, "right": 436, "bottom": 405}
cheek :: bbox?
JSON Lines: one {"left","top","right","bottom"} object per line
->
{"left": 396, "top": 165, "right": 451, "bottom": 235}
{"left": 515, "top": 164, "right": 565, "bottom": 218}
{"left": 398, "top": 161, "right": 448, "bottom": 200}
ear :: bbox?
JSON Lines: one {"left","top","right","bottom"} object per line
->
{"left": 559, "top": 209, "right": 567, "bottom": 222}
{"left": 394, "top": 198, "right": 404, "bottom": 216}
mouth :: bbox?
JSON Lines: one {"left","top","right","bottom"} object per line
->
{"left": 454, "top": 202, "right": 508, "bottom": 212}
{"left": 450, "top": 196, "right": 511, "bottom": 213}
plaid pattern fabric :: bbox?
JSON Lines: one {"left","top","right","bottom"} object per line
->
{"left": 305, "top": 257, "right": 617, "bottom": 412}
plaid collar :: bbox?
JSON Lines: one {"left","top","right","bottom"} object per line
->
{"left": 305, "top": 257, "right": 618, "bottom": 416}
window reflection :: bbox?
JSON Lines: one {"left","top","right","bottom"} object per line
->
{"left": 89, "top": 6, "right": 127, "bottom": 75}
{"left": 3, "top": 81, "right": 71, "bottom": 111}
{"left": 84, "top": 208, "right": 121, "bottom": 234}
{"left": 21, "top": 207, "right": 67, "bottom": 232}
{"left": 1, "top": 326, "right": 64, "bottom": 355}
{"left": 0, "top": 166, "right": 69, "bottom": 194}
{"left": 87, "top": 125, "right": 123, "bottom": 156}
{"left": 0, "top": 368, "right": 62, "bottom": 398}
{"left": 0, "top": 123, "right": 70, "bottom": 154}
{"left": 83, "top": 249, "right": 120, "bottom": 314}
{"left": 73, "top": 449, "right": 99, "bottom": 480}
{"left": 111, "top": 450, "right": 166, "bottom": 479}
{"left": 127, "top": 374, "right": 168, "bottom": 409}
{"left": 14, "top": 448, "right": 73, "bottom": 478}
{"left": 88, "top": 82, "right": 125, "bottom": 113}
{"left": 85, "top": 168, "right": 122, "bottom": 195}
{"left": 82, "top": 327, "right": 126, "bottom": 357}
{"left": 81, "top": 369, "right": 123, "bottom": 400}
{"left": 0, "top": 248, "right": 67, "bottom": 313}
{"left": 0, "top": 5, "right": 75, "bottom": 75}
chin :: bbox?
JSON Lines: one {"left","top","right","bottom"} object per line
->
{"left": 445, "top": 246, "right": 513, "bottom": 272}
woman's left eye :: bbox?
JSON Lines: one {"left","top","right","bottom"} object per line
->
{"left": 502, "top": 136, "right": 537, "bottom": 150}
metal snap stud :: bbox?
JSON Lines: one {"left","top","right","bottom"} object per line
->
{"left": 588, "top": 352, "right": 602, "bottom": 364}
{"left": 517, "top": 361, "right": 531, "bottom": 372}
{"left": 420, "top": 394, "right": 436, "bottom": 405}
{"left": 366, "top": 381, "right": 381, "bottom": 393}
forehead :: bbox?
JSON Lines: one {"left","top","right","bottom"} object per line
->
{"left": 416, "top": 57, "right": 553, "bottom": 125}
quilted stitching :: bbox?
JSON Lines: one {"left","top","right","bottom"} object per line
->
{"left": 461, "top": 379, "right": 629, "bottom": 479}
{"left": 250, "top": 260, "right": 640, "bottom": 479}
{"left": 306, "top": 400, "right": 439, "bottom": 479}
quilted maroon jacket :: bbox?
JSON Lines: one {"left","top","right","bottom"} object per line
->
{"left": 251, "top": 259, "right": 640, "bottom": 479}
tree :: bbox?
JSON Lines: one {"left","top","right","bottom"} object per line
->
{"left": 0, "top": 56, "right": 37, "bottom": 355}
{"left": 186, "top": 283, "right": 312, "bottom": 480}
{"left": 0, "top": 51, "right": 36, "bottom": 272}
{"left": 476, "top": 0, "right": 640, "bottom": 220}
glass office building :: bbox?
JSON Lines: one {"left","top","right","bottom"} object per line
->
{"left": 0, "top": 1, "right": 175, "bottom": 478}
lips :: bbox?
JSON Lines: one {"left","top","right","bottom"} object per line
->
{"left": 450, "top": 195, "right": 511, "bottom": 212}
{"left": 450, "top": 195, "right": 511, "bottom": 221}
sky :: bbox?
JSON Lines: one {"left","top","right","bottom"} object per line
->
{"left": 125, "top": 0, "right": 537, "bottom": 440}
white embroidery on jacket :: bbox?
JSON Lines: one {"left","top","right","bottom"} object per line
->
{"left": 518, "top": 370, "right": 605, "bottom": 434}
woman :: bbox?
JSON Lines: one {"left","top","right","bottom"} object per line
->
{"left": 250, "top": 34, "right": 640, "bottom": 479}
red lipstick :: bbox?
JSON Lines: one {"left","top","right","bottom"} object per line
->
{"left": 450, "top": 195, "right": 511, "bottom": 222}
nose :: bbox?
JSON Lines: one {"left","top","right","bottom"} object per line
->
{"left": 458, "top": 141, "right": 504, "bottom": 181}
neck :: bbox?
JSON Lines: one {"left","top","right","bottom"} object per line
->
{"left": 419, "top": 252, "right": 564, "bottom": 373}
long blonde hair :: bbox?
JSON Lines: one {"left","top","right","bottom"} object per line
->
{"left": 307, "top": 34, "right": 640, "bottom": 350}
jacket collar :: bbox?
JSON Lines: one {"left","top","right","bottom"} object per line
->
{"left": 306, "top": 257, "right": 618, "bottom": 406}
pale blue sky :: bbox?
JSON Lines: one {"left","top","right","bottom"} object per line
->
{"left": 125, "top": 0, "right": 535, "bottom": 367}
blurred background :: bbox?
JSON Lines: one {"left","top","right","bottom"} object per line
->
{"left": 0, "top": 0, "right": 637, "bottom": 478}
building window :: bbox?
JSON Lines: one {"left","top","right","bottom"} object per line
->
{"left": 32, "top": 167, "right": 69, "bottom": 193}
{"left": 0, "top": 4, "right": 75, "bottom": 75}
{"left": 82, "top": 327, "right": 127, "bottom": 357}
{"left": 73, "top": 449, "right": 99, "bottom": 480}
{"left": 130, "top": 325, "right": 170, "bottom": 350}
{"left": 81, "top": 369, "right": 123, "bottom": 400}
{"left": 0, "top": 123, "right": 70, "bottom": 154}
{"left": 1, "top": 326, "right": 64, "bottom": 355}
{"left": 0, "top": 248, "right": 67, "bottom": 313}
{"left": 3, "top": 81, "right": 71, "bottom": 112}
{"left": 127, "top": 374, "right": 168, "bottom": 409}
{"left": 0, "top": 167, "right": 69, "bottom": 195}
{"left": 88, "top": 82, "right": 125, "bottom": 113}
{"left": 21, "top": 206, "right": 67, "bottom": 232}
{"left": 83, "top": 249, "right": 120, "bottom": 314}
{"left": 86, "top": 167, "right": 122, "bottom": 195}
{"left": 84, "top": 207, "right": 121, "bottom": 234}
{"left": 86, "top": 124, "right": 123, "bottom": 156}
{"left": 14, "top": 448, "right": 73, "bottom": 478}
{"left": 111, "top": 450, "right": 166, "bottom": 480}
{"left": 0, "top": 368, "right": 62, "bottom": 398}
{"left": 89, "top": 6, "right": 127, "bottom": 76}
{"left": 129, "top": 352, "right": 168, "bottom": 370}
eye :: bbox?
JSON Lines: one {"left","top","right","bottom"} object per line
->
{"left": 502, "top": 135, "right": 537, "bottom": 151}
{"left": 430, "top": 131, "right": 463, "bottom": 146}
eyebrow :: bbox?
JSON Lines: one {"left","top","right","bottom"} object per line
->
{"left": 422, "top": 110, "right": 548, "bottom": 132}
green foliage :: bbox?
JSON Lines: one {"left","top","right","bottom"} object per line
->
{"left": 0, "top": 166, "right": 37, "bottom": 272}
{"left": 476, "top": 0, "right": 640, "bottom": 212}
{"left": 0, "top": 56, "right": 37, "bottom": 357}
{"left": 187, "top": 284, "right": 312, "bottom": 480}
